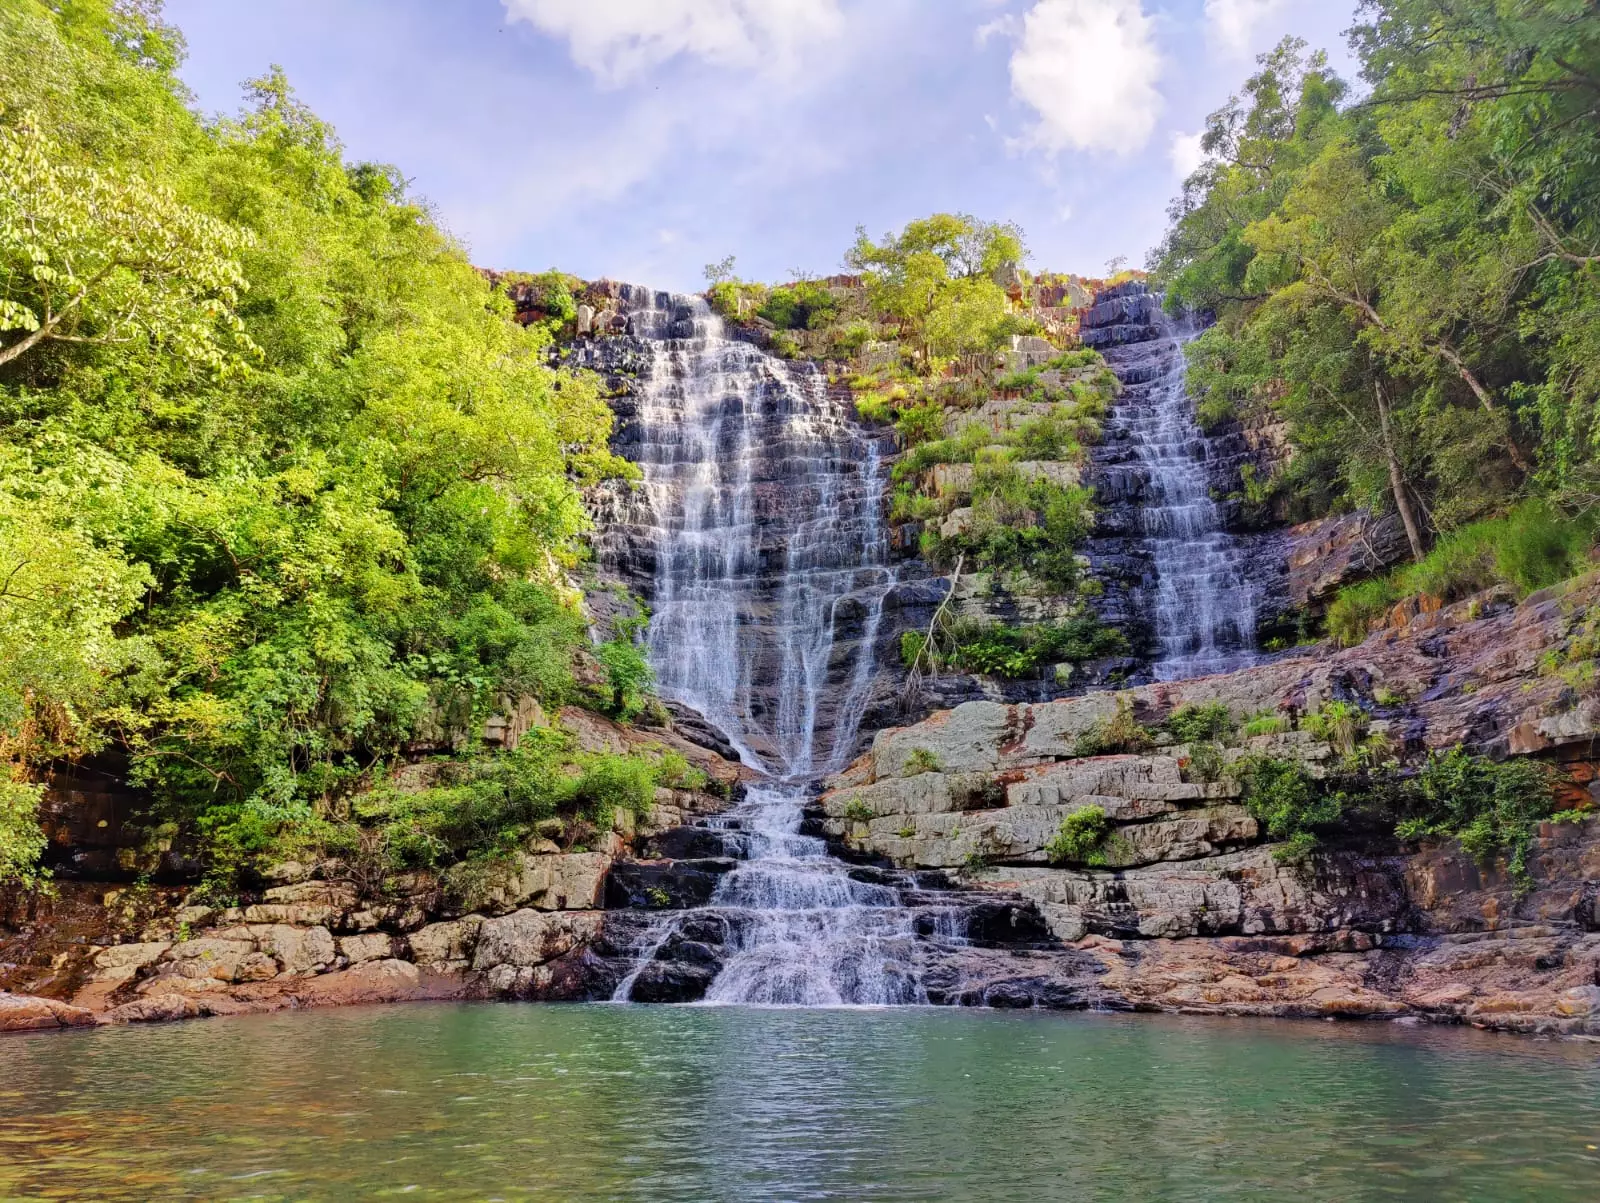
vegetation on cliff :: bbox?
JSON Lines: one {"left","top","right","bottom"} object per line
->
{"left": 1152, "top": 3, "right": 1600, "bottom": 631}
{"left": 0, "top": 2, "right": 658, "bottom": 888}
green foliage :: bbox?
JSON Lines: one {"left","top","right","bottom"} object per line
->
{"left": 899, "top": 629, "right": 928, "bottom": 669}
{"left": 905, "top": 748, "right": 941, "bottom": 775}
{"left": 1166, "top": 702, "right": 1235, "bottom": 745}
{"left": 1327, "top": 502, "right": 1595, "bottom": 647}
{"left": 925, "top": 465, "right": 1095, "bottom": 590}
{"left": 846, "top": 213, "right": 1025, "bottom": 368}
{"left": 757, "top": 279, "right": 838, "bottom": 331}
{"left": 927, "top": 616, "right": 1125, "bottom": 679}
{"left": 595, "top": 629, "right": 654, "bottom": 722}
{"left": 0, "top": 110, "right": 255, "bottom": 374}
{"left": 0, "top": 6, "right": 637, "bottom": 883}
{"left": 1184, "top": 741, "right": 1226, "bottom": 784}
{"left": 1075, "top": 695, "right": 1153, "bottom": 757}
{"left": 0, "top": 776, "right": 48, "bottom": 888}
{"left": 1013, "top": 410, "right": 1081, "bottom": 461}
{"left": 1404, "top": 503, "right": 1593, "bottom": 602}
{"left": 1398, "top": 748, "right": 1561, "bottom": 892}
{"left": 853, "top": 389, "right": 897, "bottom": 424}
{"left": 1152, "top": 14, "right": 1600, "bottom": 570}
{"left": 893, "top": 401, "right": 944, "bottom": 446}
{"left": 1237, "top": 755, "right": 1338, "bottom": 863}
{"left": 1045, "top": 805, "right": 1114, "bottom": 866}
{"left": 1326, "top": 577, "right": 1399, "bottom": 647}
{"left": 1304, "top": 700, "right": 1369, "bottom": 756}
{"left": 1241, "top": 712, "right": 1290, "bottom": 738}
{"left": 705, "top": 278, "right": 766, "bottom": 319}
{"left": 842, "top": 796, "right": 874, "bottom": 824}
{"left": 651, "top": 749, "right": 707, "bottom": 792}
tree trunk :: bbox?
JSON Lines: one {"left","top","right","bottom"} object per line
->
{"left": 1375, "top": 381, "right": 1426, "bottom": 560}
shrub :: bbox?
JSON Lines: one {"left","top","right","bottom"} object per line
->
{"left": 1304, "top": 700, "right": 1369, "bottom": 756}
{"left": 652, "top": 749, "right": 707, "bottom": 792}
{"left": 900, "top": 629, "right": 928, "bottom": 669}
{"left": 1166, "top": 702, "right": 1234, "bottom": 745}
{"left": 595, "top": 633, "right": 654, "bottom": 721}
{"left": 0, "top": 777, "right": 49, "bottom": 888}
{"left": 1326, "top": 577, "right": 1399, "bottom": 647}
{"left": 894, "top": 402, "right": 945, "bottom": 446}
{"left": 1184, "top": 741, "right": 1226, "bottom": 783}
{"left": 1241, "top": 712, "right": 1290, "bottom": 737}
{"left": 1045, "top": 805, "right": 1114, "bottom": 866}
{"left": 757, "top": 280, "right": 838, "bottom": 330}
{"left": 906, "top": 748, "right": 941, "bottom": 775}
{"left": 1398, "top": 749, "right": 1562, "bottom": 891}
{"left": 914, "top": 617, "right": 1125, "bottom": 680}
{"left": 928, "top": 464, "right": 1094, "bottom": 590}
{"left": 1237, "top": 755, "right": 1338, "bottom": 862}
{"left": 706, "top": 279, "right": 767, "bottom": 319}
{"left": 843, "top": 796, "right": 874, "bottom": 824}
{"left": 1076, "top": 695, "right": 1153, "bottom": 757}
{"left": 566, "top": 754, "right": 656, "bottom": 827}
{"left": 1013, "top": 411, "right": 1081, "bottom": 461}
{"left": 855, "top": 391, "right": 896, "bottom": 423}
{"left": 831, "top": 320, "right": 875, "bottom": 357}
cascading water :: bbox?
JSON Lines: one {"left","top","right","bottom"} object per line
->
{"left": 1133, "top": 317, "right": 1261, "bottom": 680}
{"left": 1084, "top": 283, "right": 1263, "bottom": 681}
{"left": 606, "top": 287, "right": 893, "bottom": 778}
{"left": 590, "top": 287, "right": 950, "bottom": 1005}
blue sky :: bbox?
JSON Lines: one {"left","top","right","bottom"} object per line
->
{"left": 163, "top": 0, "right": 1361, "bottom": 291}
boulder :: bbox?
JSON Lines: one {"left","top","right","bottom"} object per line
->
{"left": 88, "top": 941, "right": 171, "bottom": 985}
{"left": 248, "top": 924, "right": 336, "bottom": 975}
{"left": 471, "top": 909, "right": 604, "bottom": 971}
{"left": 337, "top": 932, "right": 394, "bottom": 964}
{"left": 1287, "top": 510, "right": 1411, "bottom": 610}
{"left": 408, "top": 916, "right": 484, "bottom": 967}
{"left": 0, "top": 992, "right": 97, "bottom": 1032}
{"left": 482, "top": 851, "right": 611, "bottom": 913}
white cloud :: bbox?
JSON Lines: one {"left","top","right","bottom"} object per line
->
{"left": 1006, "top": 0, "right": 1162, "bottom": 156}
{"left": 975, "top": 15, "right": 1017, "bottom": 46}
{"left": 1169, "top": 128, "right": 1205, "bottom": 177}
{"left": 1203, "top": 0, "right": 1288, "bottom": 56}
{"left": 501, "top": 0, "right": 844, "bottom": 85}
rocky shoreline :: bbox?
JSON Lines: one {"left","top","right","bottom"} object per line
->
{"left": 7, "top": 576, "right": 1600, "bottom": 1037}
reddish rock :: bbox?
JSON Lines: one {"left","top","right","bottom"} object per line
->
{"left": 0, "top": 992, "right": 96, "bottom": 1032}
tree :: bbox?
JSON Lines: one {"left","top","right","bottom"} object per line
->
{"left": 703, "top": 255, "right": 737, "bottom": 286}
{"left": 0, "top": 111, "right": 255, "bottom": 373}
{"left": 845, "top": 213, "right": 1025, "bottom": 366}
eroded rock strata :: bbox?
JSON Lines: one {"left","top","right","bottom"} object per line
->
{"left": 7, "top": 575, "right": 1600, "bottom": 1034}
{"left": 817, "top": 574, "right": 1600, "bottom": 1032}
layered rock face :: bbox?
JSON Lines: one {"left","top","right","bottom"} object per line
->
{"left": 814, "top": 575, "right": 1600, "bottom": 1033}
{"left": 0, "top": 709, "right": 746, "bottom": 1027}
{"left": 1081, "top": 282, "right": 1287, "bottom": 672}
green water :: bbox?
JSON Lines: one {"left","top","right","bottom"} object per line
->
{"left": 2, "top": 1005, "right": 1597, "bottom": 1201}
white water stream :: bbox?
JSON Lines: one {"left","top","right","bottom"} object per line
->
{"left": 1130, "top": 314, "right": 1262, "bottom": 680}
{"left": 606, "top": 290, "right": 927, "bottom": 1004}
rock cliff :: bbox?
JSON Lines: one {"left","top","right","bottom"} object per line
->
{"left": 814, "top": 574, "right": 1600, "bottom": 1033}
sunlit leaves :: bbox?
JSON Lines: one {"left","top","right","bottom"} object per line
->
{"left": 0, "top": 111, "right": 256, "bottom": 373}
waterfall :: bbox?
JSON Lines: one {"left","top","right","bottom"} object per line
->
{"left": 1085, "top": 283, "right": 1263, "bottom": 681}
{"left": 591, "top": 286, "right": 944, "bottom": 1005}
{"left": 604, "top": 288, "right": 893, "bottom": 778}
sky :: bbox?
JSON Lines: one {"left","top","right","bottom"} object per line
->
{"left": 162, "top": 0, "right": 1363, "bottom": 292}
